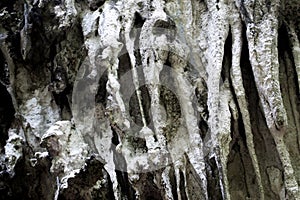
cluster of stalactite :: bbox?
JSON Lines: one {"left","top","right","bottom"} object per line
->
{"left": 0, "top": 0, "right": 300, "bottom": 199}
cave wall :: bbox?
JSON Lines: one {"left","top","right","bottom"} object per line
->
{"left": 0, "top": 0, "right": 300, "bottom": 199}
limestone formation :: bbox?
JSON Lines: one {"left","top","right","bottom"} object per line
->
{"left": 0, "top": 0, "right": 300, "bottom": 199}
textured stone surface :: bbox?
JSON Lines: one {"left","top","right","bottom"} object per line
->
{"left": 0, "top": 0, "right": 300, "bottom": 199}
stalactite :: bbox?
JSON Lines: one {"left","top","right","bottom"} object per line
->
{"left": 229, "top": 2, "right": 265, "bottom": 199}
{"left": 240, "top": 1, "right": 300, "bottom": 198}
{"left": 205, "top": 0, "right": 229, "bottom": 143}
{"left": 244, "top": 0, "right": 287, "bottom": 130}
{"left": 203, "top": 1, "right": 232, "bottom": 198}
{"left": 139, "top": 2, "right": 170, "bottom": 166}
{"left": 169, "top": 42, "right": 207, "bottom": 199}
{"left": 1, "top": 0, "right": 300, "bottom": 199}
{"left": 278, "top": 21, "right": 300, "bottom": 188}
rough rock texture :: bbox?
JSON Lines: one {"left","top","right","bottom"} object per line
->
{"left": 0, "top": 0, "right": 300, "bottom": 199}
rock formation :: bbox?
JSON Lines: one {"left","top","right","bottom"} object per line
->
{"left": 0, "top": 0, "right": 300, "bottom": 199}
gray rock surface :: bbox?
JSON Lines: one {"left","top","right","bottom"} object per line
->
{"left": 0, "top": 0, "right": 300, "bottom": 199}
